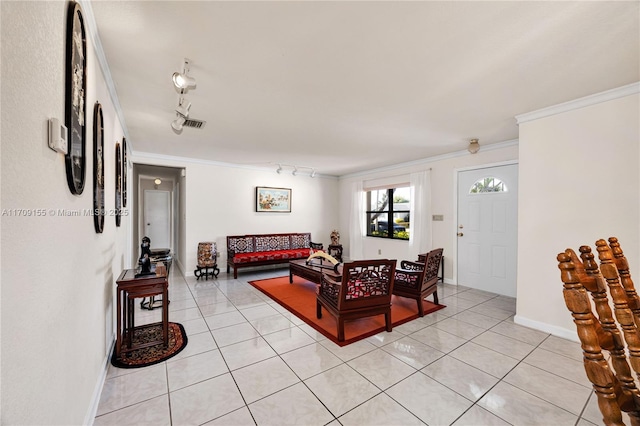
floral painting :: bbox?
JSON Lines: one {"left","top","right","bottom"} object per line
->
{"left": 256, "top": 187, "right": 291, "bottom": 212}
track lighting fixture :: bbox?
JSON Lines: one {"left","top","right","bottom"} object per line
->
{"left": 176, "top": 98, "right": 191, "bottom": 117}
{"left": 170, "top": 61, "right": 205, "bottom": 132}
{"left": 171, "top": 115, "right": 186, "bottom": 132}
{"left": 274, "top": 164, "right": 317, "bottom": 177}
{"left": 172, "top": 59, "right": 196, "bottom": 90}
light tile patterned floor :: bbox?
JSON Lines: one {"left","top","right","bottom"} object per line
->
{"left": 94, "top": 267, "right": 601, "bottom": 426}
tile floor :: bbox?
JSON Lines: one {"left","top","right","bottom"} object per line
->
{"left": 94, "top": 267, "right": 604, "bottom": 426}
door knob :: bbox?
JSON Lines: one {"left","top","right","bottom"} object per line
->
{"left": 457, "top": 232, "right": 464, "bottom": 237}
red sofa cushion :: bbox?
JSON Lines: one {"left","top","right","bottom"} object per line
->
{"left": 233, "top": 248, "right": 311, "bottom": 264}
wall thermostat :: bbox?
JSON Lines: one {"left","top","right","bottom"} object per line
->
{"left": 48, "top": 118, "right": 68, "bottom": 154}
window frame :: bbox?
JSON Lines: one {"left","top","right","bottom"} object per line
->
{"left": 365, "top": 187, "right": 410, "bottom": 240}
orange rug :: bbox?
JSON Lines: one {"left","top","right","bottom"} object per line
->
{"left": 249, "top": 275, "right": 445, "bottom": 346}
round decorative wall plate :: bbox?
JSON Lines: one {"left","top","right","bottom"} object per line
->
{"left": 65, "top": 1, "right": 87, "bottom": 195}
{"left": 93, "top": 102, "right": 105, "bottom": 233}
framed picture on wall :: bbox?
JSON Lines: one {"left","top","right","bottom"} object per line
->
{"left": 122, "top": 137, "right": 127, "bottom": 208}
{"left": 64, "top": 1, "right": 87, "bottom": 195}
{"left": 115, "top": 142, "right": 122, "bottom": 227}
{"left": 256, "top": 187, "right": 291, "bottom": 212}
{"left": 93, "top": 102, "right": 104, "bottom": 233}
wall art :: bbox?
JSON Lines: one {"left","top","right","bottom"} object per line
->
{"left": 115, "top": 142, "right": 122, "bottom": 227}
{"left": 65, "top": 1, "right": 87, "bottom": 195}
{"left": 256, "top": 187, "right": 291, "bottom": 212}
{"left": 93, "top": 102, "right": 104, "bottom": 233}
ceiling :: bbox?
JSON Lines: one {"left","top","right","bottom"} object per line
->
{"left": 89, "top": 1, "right": 639, "bottom": 177}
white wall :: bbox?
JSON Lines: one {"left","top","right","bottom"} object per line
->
{"left": 516, "top": 92, "right": 640, "bottom": 339}
{"left": 132, "top": 155, "right": 340, "bottom": 276}
{"left": 338, "top": 142, "right": 519, "bottom": 281}
{"left": 1, "top": 1, "right": 130, "bottom": 424}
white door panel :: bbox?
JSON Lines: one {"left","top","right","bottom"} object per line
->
{"left": 144, "top": 190, "right": 171, "bottom": 249}
{"left": 457, "top": 164, "right": 518, "bottom": 297}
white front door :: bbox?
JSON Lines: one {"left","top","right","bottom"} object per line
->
{"left": 457, "top": 164, "right": 518, "bottom": 297}
{"left": 144, "top": 190, "right": 171, "bottom": 249}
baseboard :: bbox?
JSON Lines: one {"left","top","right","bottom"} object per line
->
{"left": 84, "top": 333, "right": 115, "bottom": 425}
{"left": 513, "top": 315, "right": 579, "bottom": 343}
{"left": 175, "top": 258, "right": 186, "bottom": 276}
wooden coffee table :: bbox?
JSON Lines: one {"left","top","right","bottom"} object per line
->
{"left": 289, "top": 259, "right": 341, "bottom": 284}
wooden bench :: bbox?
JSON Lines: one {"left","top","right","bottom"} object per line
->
{"left": 226, "top": 233, "right": 314, "bottom": 279}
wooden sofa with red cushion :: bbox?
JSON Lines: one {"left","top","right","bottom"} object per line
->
{"left": 226, "top": 233, "right": 313, "bottom": 279}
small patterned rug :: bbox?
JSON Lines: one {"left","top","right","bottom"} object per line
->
{"left": 111, "top": 322, "right": 187, "bottom": 368}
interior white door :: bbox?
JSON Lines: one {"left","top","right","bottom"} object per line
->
{"left": 457, "top": 164, "right": 518, "bottom": 297}
{"left": 144, "top": 190, "right": 171, "bottom": 249}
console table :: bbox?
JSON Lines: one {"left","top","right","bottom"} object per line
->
{"left": 115, "top": 269, "right": 169, "bottom": 360}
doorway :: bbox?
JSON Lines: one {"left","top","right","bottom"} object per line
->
{"left": 132, "top": 164, "right": 185, "bottom": 269}
{"left": 144, "top": 190, "right": 171, "bottom": 249}
{"left": 456, "top": 163, "right": 518, "bottom": 297}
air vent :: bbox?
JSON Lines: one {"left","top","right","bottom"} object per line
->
{"left": 184, "top": 118, "right": 206, "bottom": 129}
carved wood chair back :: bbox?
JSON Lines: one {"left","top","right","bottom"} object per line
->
{"left": 394, "top": 248, "right": 443, "bottom": 314}
{"left": 558, "top": 237, "right": 640, "bottom": 425}
{"left": 316, "top": 259, "right": 396, "bottom": 341}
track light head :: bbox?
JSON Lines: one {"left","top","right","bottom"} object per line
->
{"left": 172, "top": 59, "right": 196, "bottom": 90}
{"left": 310, "top": 170, "right": 316, "bottom": 178}
{"left": 172, "top": 72, "right": 196, "bottom": 90}
{"left": 292, "top": 167, "right": 298, "bottom": 176}
{"left": 276, "top": 164, "right": 282, "bottom": 174}
{"left": 171, "top": 115, "right": 186, "bottom": 132}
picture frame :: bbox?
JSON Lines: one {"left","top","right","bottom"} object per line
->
{"left": 122, "top": 137, "right": 128, "bottom": 207}
{"left": 64, "top": 1, "right": 87, "bottom": 195}
{"left": 256, "top": 187, "right": 291, "bottom": 212}
{"left": 93, "top": 102, "right": 104, "bottom": 233}
{"left": 115, "top": 142, "right": 122, "bottom": 227}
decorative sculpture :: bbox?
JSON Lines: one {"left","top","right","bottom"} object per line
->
{"left": 330, "top": 229, "right": 340, "bottom": 245}
{"left": 306, "top": 251, "right": 341, "bottom": 273}
{"left": 138, "top": 236, "right": 152, "bottom": 275}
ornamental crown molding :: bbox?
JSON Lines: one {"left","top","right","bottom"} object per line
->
{"left": 516, "top": 82, "right": 640, "bottom": 125}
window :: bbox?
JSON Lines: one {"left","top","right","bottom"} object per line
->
{"left": 366, "top": 186, "right": 410, "bottom": 240}
{"left": 469, "top": 177, "right": 508, "bottom": 194}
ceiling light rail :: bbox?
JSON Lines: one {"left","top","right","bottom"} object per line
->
{"left": 171, "top": 59, "right": 205, "bottom": 133}
{"left": 275, "top": 163, "right": 316, "bottom": 177}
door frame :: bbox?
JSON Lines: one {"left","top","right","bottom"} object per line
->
{"left": 453, "top": 159, "right": 519, "bottom": 287}
{"left": 137, "top": 173, "right": 176, "bottom": 254}
{"left": 143, "top": 189, "right": 172, "bottom": 250}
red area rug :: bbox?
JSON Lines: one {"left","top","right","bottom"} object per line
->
{"left": 249, "top": 275, "right": 445, "bottom": 346}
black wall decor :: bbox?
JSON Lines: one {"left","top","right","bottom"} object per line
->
{"left": 122, "top": 138, "right": 127, "bottom": 207}
{"left": 65, "top": 1, "right": 87, "bottom": 195}
{"left": 93, "top": 102, "right": 104, "bottom": 233}
{"left": 115, "top": 142, "right": 122, "bottom": 227}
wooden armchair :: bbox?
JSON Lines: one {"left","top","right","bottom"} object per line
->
{"left": 393, "top": 248, "right": 443, "bottom": 316}
{"left": 316, "top": 259, "right": 396, "bottom": 341}
{"left": 310, "top": 241, "right": 324, "bottom": 252}
{"left": 558, "top": 237, "right": 640, "bottom": 426}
